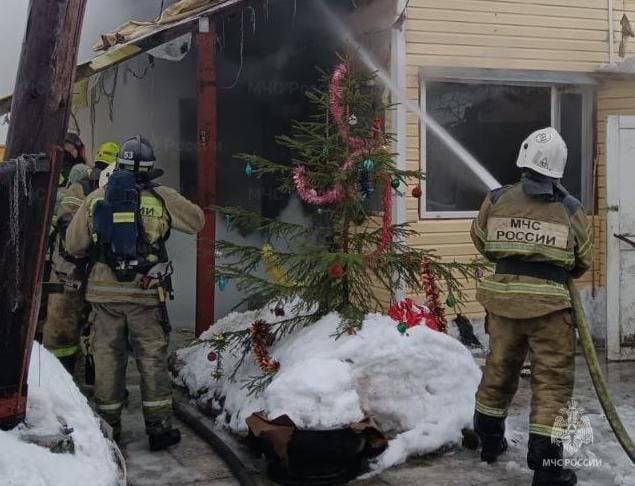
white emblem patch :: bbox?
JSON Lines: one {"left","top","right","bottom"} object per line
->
{"left": 487, "top": 217, "right": 569, "bottom": 249}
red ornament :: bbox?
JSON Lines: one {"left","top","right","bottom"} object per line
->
{"left": 347, "top": 328, "right": 357, "bottom": 336}
{"left": 328, "top": 263, "right": 345, "bottom": 279}
{"left": 207, "top": 351, "right": 218, "bottom": 362}
{"left": 412, "top": 186, "right": 422, "bottom": 198}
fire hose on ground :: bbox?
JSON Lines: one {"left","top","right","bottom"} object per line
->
{"left": 568, "top": 279, "right": 635, "bottom": 463}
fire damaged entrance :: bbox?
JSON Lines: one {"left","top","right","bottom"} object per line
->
{"left": 177, "top": 0, "right": 394, "bottom": 325}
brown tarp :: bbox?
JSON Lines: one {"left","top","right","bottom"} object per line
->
{"left": 246, "top": 412, "right": 388, "bottom": 462}
{"left": 94, "top": 0, "right": 225, "bottom": 51}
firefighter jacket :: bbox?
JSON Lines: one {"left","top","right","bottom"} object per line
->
{"left": 65, "top": 185, "right": 205, "bottom": 305}
{"left": 50, "top": 173, "right": 95, "bottom": 280}
{"left": 471, "top": 180, "right": 592, "bottom": 319}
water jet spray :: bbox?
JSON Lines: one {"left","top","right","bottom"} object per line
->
{"left": 316, "top": 0, "right": 500, "bottom": 191}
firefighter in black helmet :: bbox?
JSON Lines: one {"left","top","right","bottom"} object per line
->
{"left": 66, "top": 135, "right": 205, "bottom": 450}
{"left": 117, "top": 135, "right": 158, "bottom": 174}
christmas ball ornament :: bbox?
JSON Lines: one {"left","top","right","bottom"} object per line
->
{"left": 347, "top": 328, "right": 357, "bottom": 336}
{"left": 244, "top": 163, "right": 253, "bottom": 177}
{"left": 372, "top": 118, "right": 382, "bottom": 131}
{"left": 363, "top": 158, "right": 375, "bottom": 171}
{"left": 475, "top": 267, "right": 485, "bottom": 280}
{"left": 391, "top": 177, "right": 400, "bottom": 189}
{"left": 412, "top": 186, "right": 422, "bottom": 198}
{"left": 348, "top": 114, "right": 358, "bottom": 126}
{"left": 328, "top": 262, "right": 345, "bottom": 279}
{"left": 397, "top": 323, "right": 407, "bottom": 334}
{"left": 207, "top": 351, "right": 218, "bottom": 362}
{"left": 218, "top": 275, "right": 227, "bottom": 291}
{"left": 274, "top": 306, "right": 285, "bottom": 317}
{"left": 446, "top": 294, "right": 457, "bottom": 308}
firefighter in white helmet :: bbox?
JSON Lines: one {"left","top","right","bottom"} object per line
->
{"left": 470, "top": 127, "right": 592, "bottom": 485}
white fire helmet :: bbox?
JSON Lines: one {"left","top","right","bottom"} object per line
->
{"left": 516, "top": 127, "right": 568, "bottom": 179}
{"left": 99, "top": 164, "right": 116, "bottom": 188}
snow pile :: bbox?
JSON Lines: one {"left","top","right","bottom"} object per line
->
{"left": 0, "top": 343, "right": 119, "bottom": 486}
{"left": 174, "top": 301, "right": 481, "bottom": 471}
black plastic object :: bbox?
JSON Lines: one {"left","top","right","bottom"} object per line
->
{"left": 259, "top": 428, "right": 367, "bottom": 486}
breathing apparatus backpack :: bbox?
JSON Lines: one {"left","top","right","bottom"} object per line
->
{"left": 92, "top": 170, "right": 165, "bottom": 282}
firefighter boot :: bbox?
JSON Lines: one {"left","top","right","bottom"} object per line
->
{"left": 59, "top": 354, "right": 77, "bottom": 375}
{"left": 148, "top": 428, "right": 182, "bottom": 452}
{"left": 474, "top": 411, "right": 508, "bottom": 463}
{"left": 527, "top": 435, "right": 577, "bottom": 486}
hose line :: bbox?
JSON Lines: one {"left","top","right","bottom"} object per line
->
{"left": 568, "top": 279, "right": 635, "bottom": 463}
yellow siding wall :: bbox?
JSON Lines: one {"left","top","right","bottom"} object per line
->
{"left": 402, "top": 0, "right": 635, "bottom": 317}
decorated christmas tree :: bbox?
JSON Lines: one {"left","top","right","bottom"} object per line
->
{"left": 207, "top": 60, "right": 480, "bottom": 390}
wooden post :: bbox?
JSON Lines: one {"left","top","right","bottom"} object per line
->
{"left": 0, "top": 0, "right": 87, "bottom": 430}
{"left": 195, "top": 19, "right": 217, "bottom": 337}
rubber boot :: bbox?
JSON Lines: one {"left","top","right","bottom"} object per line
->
{"left": 59, "top": 354, "right": 77, "bottom": 375}
{"left": 527, "top": 434, "right": 577, "bottom": 486}
{"left": 148, "top": 428, "right": 181, "bottom": 452}
{"left": 474, "top": 411, "right": 508, "bottom": 463}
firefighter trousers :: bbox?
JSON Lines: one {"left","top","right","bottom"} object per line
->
{"left": 475, "top": 309, "right": 576, "bottom": 438}
{"left": 42, "top": 279, "right": 84, "bottom": 361}
{"left": 91, "top": 302, "right": 173, "bottom": 437}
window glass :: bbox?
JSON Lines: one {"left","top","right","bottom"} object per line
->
{"left": 425, "top": 82, "right": 560, "bottom": 213}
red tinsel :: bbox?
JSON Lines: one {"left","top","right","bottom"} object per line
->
{"left": 388, "top": 298, "right": 437, "bottom": 330}
{"left": 374, "top": 175, "right": 393, "bottom": 255}
{"left": 250, "top": 320, "right": 280, "bottom": 374}
{"left": 421, "top": 259, "right": 447, "bottom": 333}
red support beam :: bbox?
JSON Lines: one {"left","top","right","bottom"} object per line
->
{"left": 195, "top": 20, "right": 217, "bottom": 337}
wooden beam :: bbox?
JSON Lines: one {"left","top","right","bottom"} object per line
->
{"left": 195, "top": 21, "right": 217, "bottom": 337}
{"left": 0, "top": 0, "right": 87, "bottom": 430}
{"left": 0, "top": 0, "right": 247, "bottom": 117}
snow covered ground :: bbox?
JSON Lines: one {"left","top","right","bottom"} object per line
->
{"left": 173, "top": 300, "right": 482, "bottom": 473}
{"left": 0, "top": 343, "right": 120, "bottom": 486}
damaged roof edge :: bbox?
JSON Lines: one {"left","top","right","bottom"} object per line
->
{"left": 0, "top": 0, "right": 245, "bottom": 116}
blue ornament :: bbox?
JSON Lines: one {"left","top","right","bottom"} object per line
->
{"left": 363, "top": 158, "right": 375, "bottom": 171}
{"left": 218, "top": 276, "right": 227, "bottom": 291}
{"left": 225, "top": 214, "right": 232, "bottom": 232}
{"left": 358, "top": 167, "right": 374, "bottom": 200}
{"left": 244, "top": 163, "right": 253, "bottom": 177}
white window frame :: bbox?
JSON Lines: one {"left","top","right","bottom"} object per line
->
{"left": 419, "top": 67, "right": 595, "bottom": 220}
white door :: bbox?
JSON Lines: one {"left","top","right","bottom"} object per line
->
{"left": 606, "top": 116, "right": 635, "bottom": 361}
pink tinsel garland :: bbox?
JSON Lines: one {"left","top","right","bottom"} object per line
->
{"left": 293, "top": 166, "right": 345, "bottom": 205}
{"left": 293, "top": 62, "right": 393, "bottom": 257}
{"left": 329, "top": 63, "right": 366, "bottom": 151}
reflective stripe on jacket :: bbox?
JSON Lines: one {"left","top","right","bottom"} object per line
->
{"left": 471, "top": 182, "right": 592, "bottom": 319}
{"left": 65, "top": 184, "right": 205, "bottom": 305}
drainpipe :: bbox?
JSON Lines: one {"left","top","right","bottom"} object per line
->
{"left": 392, "top": 0, "right": 407, "bottom": 301}
{"left": 609, "top": 0, "right": 616, "bottom": 63}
